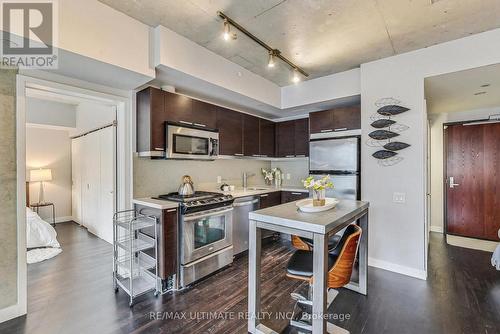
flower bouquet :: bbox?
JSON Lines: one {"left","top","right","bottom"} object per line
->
{"left": 302, "top": 175, "right": 334, "bottom": 206}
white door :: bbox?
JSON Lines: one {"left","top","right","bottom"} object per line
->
{"left": 81, "top": 132, "right": 100, "bottom": 234}
{"left": 98, "top": 126, "right": 115, "bottom": 244}
{"left": 71, "top": 137, "right": 82, "bottom": 224}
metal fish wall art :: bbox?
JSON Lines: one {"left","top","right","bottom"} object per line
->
{"left": 372, "top": 150, "right": 398, "bottom": 159}
{"left": 368, "top": 130, "right": 399, "bottom": 140}
{"left": 383, "top": 142, "right": 411, "bottom": 151}
{"left": 377, "top": 105, "right": 410, "bottom": 116}
{"left": 371, "top": 119, "right": 396, "bottom": 128}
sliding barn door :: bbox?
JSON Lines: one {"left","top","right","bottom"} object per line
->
{"left": 445, "top": 122, "right": 500, "bottom": 240}
{"left": 71, "top": 137, "right": 82, "bottom": 224}
{"left": 98, "top": 126, "right": 115, "bottom": 244}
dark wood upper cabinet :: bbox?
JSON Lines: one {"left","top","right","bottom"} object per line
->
{"left": 294, "top": 118, "right": 309, "bottom": 157}
{"left": 243, "top": 114, "right": 260, "bottom": 157}
{"left": 136, "top": 87, "right": 166, "bottom": 155}
{"left": 164, "top": 91, "right": 192, "bottom": 125}
{"left": 276, "top": 120, "right": 296, "bottom": 157}
{"left": 309, "top": 105, "right": 361, "bottom": 134}
{"left": 276, "top": 118, "right": 309, "bottom": 158}
{"left": 259, "top": 119, "right": 275, "bottom": 157}
{"left": 332, "top": 106, "right": 361, "bottom": 131}
{"left": 216, "top": 107, "right": 243, "bottom": 156}
{"left": 164, "top": 92, "right": 217, "bottom": 129}
{"left": 309, "top": 110, "right": 334, "bottom": 134}
{"left": 191, "top": 99, "right": 217, "bottom": 129}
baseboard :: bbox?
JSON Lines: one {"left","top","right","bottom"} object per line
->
{"left": 430, "top": 226, "right": 443, "bottom": 233}
{"left": 55, "top": 216, "right": 74, "bottom": 223}
{"left": 446, "top": 234, "right": 498, "bottom": 253}
{"left": 368, "top": 257, "right": 427, "bottom": 280}
{"left": 0, "top": 302, "right": 26, "bottom": 324}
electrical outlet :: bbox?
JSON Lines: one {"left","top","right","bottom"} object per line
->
{"left": 393, "top": 192, "right": 406, "bottom": 204}
{"left": 286, "top": 173, "right": 291, "bottom": 180}
{"left": 216, "top": 176, "right": 222, "bottom": 184}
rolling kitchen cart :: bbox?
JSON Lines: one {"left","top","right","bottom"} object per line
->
{"left": 113, "top": 209, "right": 160, "bottom": 306}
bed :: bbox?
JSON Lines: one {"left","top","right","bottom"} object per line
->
{"left": 26, "top": 182, "right": 60, "bottom": 249}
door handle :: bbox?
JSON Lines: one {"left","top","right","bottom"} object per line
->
{"left": 449, "top": 177, "right": 460, "bottom": 188}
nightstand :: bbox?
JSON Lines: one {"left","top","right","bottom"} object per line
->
{"left": 30, "top": 202, "right": 56, "bottom": 227}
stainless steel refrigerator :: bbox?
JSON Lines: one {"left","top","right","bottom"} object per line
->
{"left": 309, "top": 136, "right": 360, "bottom": 200}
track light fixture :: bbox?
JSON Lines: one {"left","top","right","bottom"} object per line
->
{"left": 268, "top": 50, "right": 279, "bottom": 68}
{"left": 292, "top": 68, "right": 301, "bottom": 84}
{"left": 222, "top": 19, "right": 236, "bottom": 41}
{"left": 217, "top": 11, "right": 308, "bottom": 83}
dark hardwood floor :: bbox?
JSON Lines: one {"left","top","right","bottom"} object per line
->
{"left": 1, "top": 222, "right": 499, "bottom": 334}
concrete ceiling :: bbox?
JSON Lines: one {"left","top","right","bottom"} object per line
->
{"left": 425, "top": 63, "right": 500, "bottom": 114}
{"left": 99, "top": 0, "right": 500, "bottom": 86}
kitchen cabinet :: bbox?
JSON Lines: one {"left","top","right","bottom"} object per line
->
{"left": 243, "top": 114, "right": 260, "bottom": 157}
{"left": 276, "top": 118, "right": 309, "bottom": 158}
{"left": 276, "top": 120, "right": 296, "bottom": 157}
{"left": 161, "top": 208, "right": 178, "bottom": 278}
{"left": 309, "top": 105, "right": 361, "bottom": 135}
{"left": 258, "top": 191, "right": 281, "bottom": 209}
{"left": 135, "top": 205, "right": 178, "bottom": 280}
{"left": 259, "top": 119, "right": 275, "bottom": 157}
{"left": 216, "top": 107, "right": 243, "bottom": 156}
{"left": 136, "top": 87, "right": 166, "bottom": 156}
{"left": 164, "top": 92, "right": 217, "bottom": 129}
{"left": 281, "top": 191, "right": 309, "bottom": 203}
{"left": 294, "top": 118, "right": 309, "bottom": 157}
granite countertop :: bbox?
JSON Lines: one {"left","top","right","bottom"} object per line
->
{"left": 249, "top": 199, "right": 369, "bottom": 234}
{"left": 217, "top": 185, "right": 309, "bottom": 199}
{"left": 132, "top": 197, "right": 179, "bottom": 210}
{"left": 132, "top": 186, "right": 309, "bottom": 209}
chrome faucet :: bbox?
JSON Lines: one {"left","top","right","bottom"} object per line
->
{"left": 242, "top": 172, "right": 255, "bottom": 189}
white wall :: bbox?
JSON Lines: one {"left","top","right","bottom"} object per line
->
{"left": 281, "top": 68, "right": 361, "bottom": 109}
{"left": 26, "top": 98, "right": 76, "bottom": 128}
{"left": 26, "top": 127, "right": 72, "bottom": 222}
{"left": 72, "top": 101, "right": 116, "bottom": 136}
{"left": 428, "top": 107, "right": 500, "bottom": 233}
{"left": 59, "top": 0, "right": 154, "bottom": 79}
{"left": 360, "top": 28, "right": 500, "bottom": 279}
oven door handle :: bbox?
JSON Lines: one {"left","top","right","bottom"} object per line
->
{"left": 183, "top": 207, "right": 233, "bottom": 221}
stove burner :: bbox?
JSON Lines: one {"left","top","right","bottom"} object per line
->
{"left": 157, "top": 191, "right": 234, "bottom": 214}
{"left": 158, "top": 191, "right": 222, "bottom": 202}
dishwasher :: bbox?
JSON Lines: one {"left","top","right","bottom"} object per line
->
{"left": 232, "top": 196, "right": 259, "bottom": 256}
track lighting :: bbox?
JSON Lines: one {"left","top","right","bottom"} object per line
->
{"left": 268, "top": 50, "right": 276, "bottom": 68}
{"left": 222, "top": 19, "right": 236, "bottom": 41}
{"left": 292, "top": 68, "right": 301, "bottom": 83}
{"left": 217, "top": 11, "right": 309, "bottom": 82}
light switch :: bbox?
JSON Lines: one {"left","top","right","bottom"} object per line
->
{"left": 217, "top": 176, "right": 222, "bottom": 184}
{"left": 393, "top": 192, "right": 406, "bottom": 204}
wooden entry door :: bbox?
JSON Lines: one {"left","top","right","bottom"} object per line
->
{"left": 445, "top": 122, "right": 500, "bottom": 240}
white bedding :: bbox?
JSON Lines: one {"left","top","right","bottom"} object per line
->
{"left": 26, "top": 207, "right": 60, "bottom": 249}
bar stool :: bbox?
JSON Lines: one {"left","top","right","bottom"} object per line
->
{"left": 286, "top": 224, "right": 362, "bottom": 332}
{"left": 291, "top": 234, "right": 341, "bottom": 251}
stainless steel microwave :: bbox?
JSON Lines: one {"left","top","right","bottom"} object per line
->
{"left": 165, "top": 123, "right": 219, "bottom": 160}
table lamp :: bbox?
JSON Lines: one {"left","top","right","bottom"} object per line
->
{"left": 29, "top": 168, "right": 52, "bottom": 204}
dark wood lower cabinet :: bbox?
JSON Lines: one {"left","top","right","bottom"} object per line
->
{"left": 259, "top": 191, "right": 281, "bottom": 209}
{"left": 134, "top": 205, "right": 178, "bottom": 280}
{"left": 281, "top": 191, "right": 309, "bottom": 203}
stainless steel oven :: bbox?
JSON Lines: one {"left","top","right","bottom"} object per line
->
{"left": 179, "top": 205, "right": 233, "bottom": 286}
{"left": 166, "top": 123, "right": 219, "bottom": 160}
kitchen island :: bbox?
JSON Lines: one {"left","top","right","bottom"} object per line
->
{"left": 248, "top": 199, "right": 369, "bottom": 334}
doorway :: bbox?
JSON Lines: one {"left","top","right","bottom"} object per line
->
{"left": 425, "top": 63, "right": 500, "bottom": 251}
{"left": 444, "top": 121, "right": 500, "bottom": 241}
